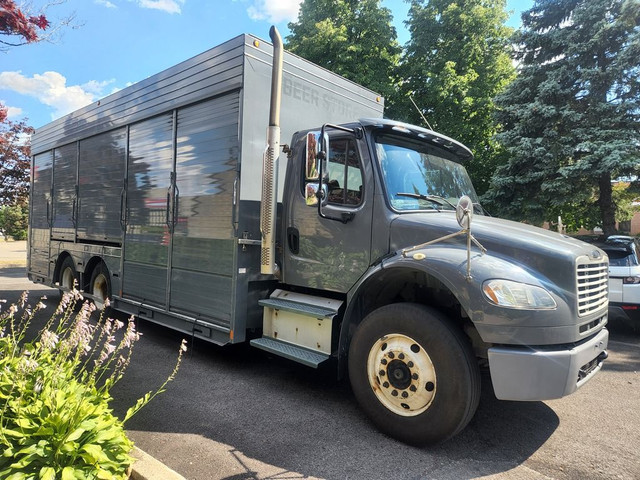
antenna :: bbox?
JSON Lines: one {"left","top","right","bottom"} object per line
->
{"left": 409, "top": 96, "right": 433, "bottom": 131}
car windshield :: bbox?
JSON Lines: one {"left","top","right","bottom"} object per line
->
{"left": 603, "top": 246, "right": 638, "bottom": 267}
{"left": 374, "top": 133, "right": 479, "bottom": 212}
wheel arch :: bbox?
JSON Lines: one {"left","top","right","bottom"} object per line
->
{"left": 53, "top": 251, "right": 76, "bottom": 285}
{"left": 83, "top": 255, "right": 108, "bottom": 292}
{"left": 337, "top": 260, "right": 476, "bottom": 378}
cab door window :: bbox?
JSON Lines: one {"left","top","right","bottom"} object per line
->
{"left": 326, "top": 137, "right": 363, "bottom": 206}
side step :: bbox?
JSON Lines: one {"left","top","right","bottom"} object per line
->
{"left": 252, "top": 289, "right": 343, "bottom": 368}
{"left": 250, "top": 337, "right": 330, "bottom": 368}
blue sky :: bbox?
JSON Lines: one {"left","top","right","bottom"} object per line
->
{"left": 0, "top": 0, "right": 532, "bottom": 129}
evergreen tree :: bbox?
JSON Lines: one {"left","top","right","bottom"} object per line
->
{"left": 285, "top": 0, "right": 401, "bottom": 106}
{"left": 399, "top": 0, "right": 515, "bottom": 195}
{"left": 485, "top": 0, "right": 640, "bottom": 234}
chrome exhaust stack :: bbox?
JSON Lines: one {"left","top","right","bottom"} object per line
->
{"left": 260, "top": 26, "right": 283, "bottom": 275}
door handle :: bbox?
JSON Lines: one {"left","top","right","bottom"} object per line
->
{"left": 287, "top": 227, "right": 299, "bottom": 254}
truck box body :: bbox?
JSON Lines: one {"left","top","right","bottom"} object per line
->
{"left": 29, "top": 34, "right": 383, "bottom": 344}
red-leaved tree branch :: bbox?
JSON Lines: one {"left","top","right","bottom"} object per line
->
{"left": 0, "top": 104, "right": 33, "bottom": 205}
{"left": 0, "top": 0, "right": 50, "bottom": 46}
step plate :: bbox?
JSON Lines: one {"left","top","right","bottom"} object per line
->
{"left": 250, "top": 337, "right": 330, "bottom": 368}
{"left": 258, "top": 297, "right": 337, "bottom": 318}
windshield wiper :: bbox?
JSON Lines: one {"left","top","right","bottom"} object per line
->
{"left": 396, "top": 192, "right": 456, "bottom": 209}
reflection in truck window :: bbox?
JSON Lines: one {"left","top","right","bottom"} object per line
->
{"left": 326, "top": 137, "right": 363, "bottom": 206}
{"left": 374, "top": 134, "right": 479, "bottom": 211}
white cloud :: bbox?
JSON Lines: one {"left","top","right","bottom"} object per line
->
{"left": 0, "top": 71, "right": 114, "bottom": 120}
{"left": 4, "top": 105, "right": 24, "bottom": 119}
{"left": 95, "top": 0, "right": 117, "bottom": 8}
{"left": 247, "top": 0, "right": 301, "bottom": 23}
{"left": 137, "top": 0, "right": 185, "bottom": 14}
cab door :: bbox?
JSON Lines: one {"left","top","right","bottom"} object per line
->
{"left": 282, "top": 131, "right": 374, "bottom": 292}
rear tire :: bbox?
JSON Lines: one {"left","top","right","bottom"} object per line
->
{"left": 348, "top": 303, "right": 480, "bottom": 445}
{"left": 90, "top": 262, "right": 111, "bottom": 310}
{"left": 58, "top": 256, "right": 77, "bottom": 292}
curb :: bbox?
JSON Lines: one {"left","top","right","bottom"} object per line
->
{"left": 0, "top": 262, "right": 26, "bottom": 268}
{"left": 130, "top": 447, "right": 186, "bottom": 480}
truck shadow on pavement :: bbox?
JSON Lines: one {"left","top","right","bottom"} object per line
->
{"left": 107, "top": 312, "right": 561, "bottom": 480}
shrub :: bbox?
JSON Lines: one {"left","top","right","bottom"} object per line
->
{"left": 0, "top": 204, "right": 28, "bottom": 240}
{"left": 0, "top": 290, "right": 186, "bottom": 479}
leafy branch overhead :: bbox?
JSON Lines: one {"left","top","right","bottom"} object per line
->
{"left": 0, "top": 0, "right": 50, "bottom": 47}
{"left": 0, "top": 0, "right": 77, "bottom": 51}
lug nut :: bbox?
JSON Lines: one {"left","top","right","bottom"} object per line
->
{"left": 407, "top": 361, "right": 414, "bottom": 368}
{"left": 409, "top": 385, "right": 417, "bottom": 392}
{"left": 412, "top": 373, "right": 419, "bottom": 380}
{"left": 391, "top": 390, "right": 398, "bottom": 397}
{"left": 398, "top": 353, "right": 405, "bottom": 360}
{"left": 383, "top": 381, "right": 389, "bottom": 388}
{"left": 402, "top": 392, "right": 408, "bottom": 398}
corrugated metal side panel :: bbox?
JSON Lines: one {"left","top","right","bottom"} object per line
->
{"left": 169, "top": 93, "right": 240, "bottom": 322}
{"left": 31, "top": 35, "right": 247, "bottom": 155}
{"left": 239, "top": 35, "right": 385, "bottom": 203}
{"left": 122, "top": 113, "right": 174, "bottom": 305}
{"left": 29, "top": 151, "right": 53, "bottom": 276}
{"left": 51, "top": 143, "right": 77, "bottom": 241}
{"left": 77, "top": 128, "right": 126, "bottom": 243}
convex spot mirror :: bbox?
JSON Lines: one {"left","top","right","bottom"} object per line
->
{"left": 456, "top": 195, "right": 473, "bottom": 229}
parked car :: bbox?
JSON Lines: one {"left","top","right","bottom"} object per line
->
{"left": 595, "top": 236, "right": 640, "bottom": 330}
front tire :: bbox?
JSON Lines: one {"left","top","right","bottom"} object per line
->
{"left": 348, "top": 303, "right": 480, "bottom": 445}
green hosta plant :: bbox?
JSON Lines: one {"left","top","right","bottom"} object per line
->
{"left": 0, "top": 290, "right": 186, "bottom": 479}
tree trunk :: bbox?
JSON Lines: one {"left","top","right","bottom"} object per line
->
{"left": 598, "top": 172, "right": 617, "bottom": 237}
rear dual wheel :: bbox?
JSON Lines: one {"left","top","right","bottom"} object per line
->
{"left": 59, "top": 256, "right": 78, "bottom": 292}
{"left": 90, "top": 262, "right": 111, "bottom": 310}
{"left": 348, "top": 303, "right": 480, "bottom": 445}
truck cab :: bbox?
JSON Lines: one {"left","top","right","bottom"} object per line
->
{"left": 252, "top": 117, "right": 609, "bottom": 444}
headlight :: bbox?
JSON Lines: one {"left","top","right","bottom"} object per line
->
{"left": 482, "top": 279, "right": 557, "bottom": 310}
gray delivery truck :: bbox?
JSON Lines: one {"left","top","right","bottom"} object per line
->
{"left": 28, "top": 28, "right": 609, "bottom": 445}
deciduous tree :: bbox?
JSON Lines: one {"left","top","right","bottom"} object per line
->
{"left": 399, "top": 0, "right": 516, "bottom": 195}
{"left": 485, "top": 0, "right": 640, "bottom": 235}
{"left": 286, "top": 0, "right": 401, "bottom": 106}
{"left": 0, "top": 104, "right": 33, "bottom": 206}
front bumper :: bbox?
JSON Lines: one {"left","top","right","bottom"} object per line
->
{"left": 488, "top": 328, "right": 608, "bottom": 401}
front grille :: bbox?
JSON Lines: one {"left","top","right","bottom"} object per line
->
{"left": 576, "top": 260, "right": 608, "bottom": 317}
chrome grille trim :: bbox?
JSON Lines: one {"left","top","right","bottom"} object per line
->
{"left": 576, "top": 259, "right": 609, "bottom": 317}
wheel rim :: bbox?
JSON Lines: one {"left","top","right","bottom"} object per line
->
{"left": 61, "top": 266, "right": 75, "bottom": 290}
{"left": 92, "top": 272, "right": 108, "bottom": 307}
{"left": 367, "top": 333, "right": 436, "bottom": 417}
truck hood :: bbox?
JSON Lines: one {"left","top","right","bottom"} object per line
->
{"left": 389, "top": 212, "right": 605, "bottom": 290}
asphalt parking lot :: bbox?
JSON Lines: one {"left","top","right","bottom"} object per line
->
{"left": 1, "top": 241, "right": 639, "bottom": 479}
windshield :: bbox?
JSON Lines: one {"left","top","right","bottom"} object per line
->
{"left": 374, "top": 133, "right": 480, "bottom": 212}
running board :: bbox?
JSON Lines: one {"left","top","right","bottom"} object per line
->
{"left": 250, "top": 337, "right": 330, "bottom": 368}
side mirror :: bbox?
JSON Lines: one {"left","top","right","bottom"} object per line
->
{"left": 305, "top": 131, "right": 329, "bottom": 181}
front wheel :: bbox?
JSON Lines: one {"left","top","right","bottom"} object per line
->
{"left": 348, "top": 303, "right": 480, "bottom": 445}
